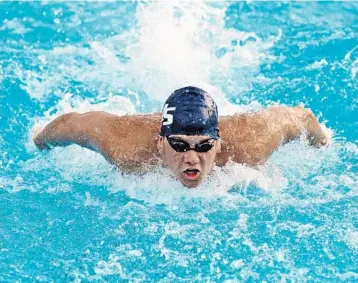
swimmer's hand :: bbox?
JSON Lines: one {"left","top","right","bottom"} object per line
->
{"left": 293, "top": 106, "right": 330, "bottom": 147}
{"left": 33, "top": 123, "right": 49, "bottom": 150}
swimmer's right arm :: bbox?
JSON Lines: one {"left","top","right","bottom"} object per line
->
{"left": 33, "top": 111, "right": 162, "bottom": 170}
{"left": 33, "top": 111, "right": 131, "bottom": 168}
{"left": 33, "top": 112, "right": 100, "bottom": 151}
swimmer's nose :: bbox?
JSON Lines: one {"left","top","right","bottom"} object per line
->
{"left": 183, "top": 149, "right": 200, "bottom": 164}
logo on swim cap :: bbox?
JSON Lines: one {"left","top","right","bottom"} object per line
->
{"left": 160, "top": 86, "right": 219, "bottom": 138}
{"left": 162, "top": 104, "right": 176, "bottom": 126}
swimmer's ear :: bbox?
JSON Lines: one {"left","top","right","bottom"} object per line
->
{"left": 157, "top": 136, "right": 164, "bottom": 153}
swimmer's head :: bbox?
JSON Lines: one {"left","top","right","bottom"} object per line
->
{"left": 159, "top": 86, "right": 219, "bottom": 139}
{"left": 157, "top": 86, "right": 221, "bottom": 188}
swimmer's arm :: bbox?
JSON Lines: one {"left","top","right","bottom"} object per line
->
{"left": 33, "top": 111, "right": 161, "bottom": 170}
{"left": 33, "top": 112, "right": 100, "bottom": 151}
{"left": 274, "top": 106, "right": 328, "bottom": 146}
{"left": 252, "top": 106, "right": 328, "bottom": 161}
{"left": 219, "top": 106, "right": 329, "bottom": 166}
{"left": 33, "top": 111, "right": 133, "bottom": 163}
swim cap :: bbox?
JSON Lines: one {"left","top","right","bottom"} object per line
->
{"left": 160, "top": 86, "right": 219, "bottom": 138}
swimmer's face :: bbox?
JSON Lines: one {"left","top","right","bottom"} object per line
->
{"left": 157, "top": 135, "right": 221, "bottom": 188}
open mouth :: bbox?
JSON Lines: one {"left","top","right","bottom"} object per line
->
{"left": 183, "top": 169, "right": 200, "bottom": 181}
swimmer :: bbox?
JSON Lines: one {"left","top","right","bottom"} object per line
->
{"left": 33, "top": 86, "right": 329, "bottom": 188}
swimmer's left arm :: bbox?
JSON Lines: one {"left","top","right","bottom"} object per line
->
{"left": 218, "top": 106, "right": 329, "bottom": 166}
{"left": 269, "top": 106, "right": 328, "bottom": 147}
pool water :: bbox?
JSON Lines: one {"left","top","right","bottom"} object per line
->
{"left": 0, "top": 1, "right": 357, "bottom": 282}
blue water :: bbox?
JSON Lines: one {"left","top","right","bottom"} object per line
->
{"left": 1, "top": 1, "right": 357, "bottom": 282}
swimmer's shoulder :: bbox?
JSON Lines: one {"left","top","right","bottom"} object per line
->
{"left": 218, "top": 113, "right": 253, "bottom": 132}
{"left": 74, "top": 111, "right": 161, "bottom": 138}
{"left": 117, "top": 113, "right": 161, "bottom": 128}
{"left": 81, "top": 111, "right": 161, "bottom": 127}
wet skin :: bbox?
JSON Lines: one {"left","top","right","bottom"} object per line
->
{"left": 33, "top": 106, "right": 329, "bottom": 188}
{"left": 157, "top": 135, "right": 221, "bottom": 188}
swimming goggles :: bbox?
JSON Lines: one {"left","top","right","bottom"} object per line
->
{"left": 166, "top": 136, "right": 216, "bottom": 153}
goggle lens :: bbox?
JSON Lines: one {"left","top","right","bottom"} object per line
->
{"left": 166, "top": 137, "right": 215, "bottom": 153}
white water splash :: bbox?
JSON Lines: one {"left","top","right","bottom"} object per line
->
{"left": 306, "top": 59, "right": 328, "bottom": 71}
{"left": 122, "top": 1, "right": 276, "bottom": 114}
{"left": 0, "top": 18, "right": 31, "bottom": 34}
{"left": 7, "top": 1, "right": 278, "bottom": 116}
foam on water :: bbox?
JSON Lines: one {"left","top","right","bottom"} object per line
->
{"left": 0, "top": 18, "right": 31, "bottom": 34}
{"left": 3, "top": 1, "right": 280, "bottom": 115}
{"left": 123, "top": 1, "right": 277, "bottom": 106}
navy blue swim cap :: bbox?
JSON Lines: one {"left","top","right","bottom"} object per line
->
{"left": 160, "top": 86, "right": 219, "bottom": 138}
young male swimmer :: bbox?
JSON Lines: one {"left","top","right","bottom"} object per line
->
{"left": 34, "top": 86, "right": 328, "bottom": 188}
